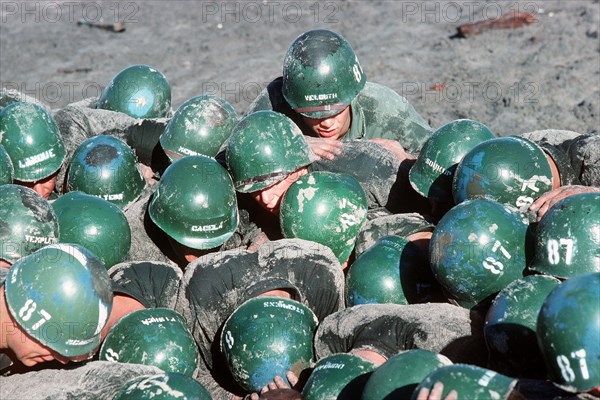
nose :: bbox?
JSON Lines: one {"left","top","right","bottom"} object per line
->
{"left": 260, "top": 190, "right": 273, "bottom": 207}
{"left": 319, "top": 117, "right": 335, "bottom": 128}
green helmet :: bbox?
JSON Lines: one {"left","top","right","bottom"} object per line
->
{"left": 0, "top": 184, "right": 59, "bottom": 264}
{"left": 453, "top": 136, "right": 554, "bottom": 210}
{"left": 114, "top": 373, "right": 211, "bottom": 400}
{"left": 536, "top": 272, "right": 600, "bottom": 392}
{"left": 529, "top": 193, "right": 600, "bottom": 278}
{"left": 52, "top": 191, "right": 131, "bottom": 269}
{"left": 280, "top": 172, "right": 368, "bottom": 264}
{"left": 346, "top": 236, "right": 443, "bottom": 306}
{"left": 97, "top": 64, "right": 171, "bottom": 119}
{"left": 0, "top": 102, "right": 66, "bottom": 182}
{"left": 220, "top": 297, "right": 318, "bottom": 392}
{"left": 226, "top": 110, "right": 313, "bottom": 193}
{"left": 411, "top": 364, "right": 517, "bottom": 400}
{"left": 100, "top": 308, "right": 199, "bottom": 377}
{"left": 283, "top": 29, "right": 366, "bottom": 118}
{"left": 362, "top": 349, "right": 453, "bottom": 400}
{"left": 0, "top": 144, "right": 14, "bottom": 184}
{"left": 301, "top": 353, "right": 376, "bottom": 400}
{"left": 148, "top": 155, "right": 238, "bottom": 249}
{"left": 409, "top": 119, "right": 495, "bottom": 203}
{"left": 484, "top": 274, "right": 561, "bottom": 378}
{"left": 4, "top": 243, "right": 113, "bottom": 357}
{"left": 429, "top": 199, "right": 529, "bottom": 308}
{"left": 160, "top": 95, "right": 237, "bottom": 161}
{"left": 65, "top": 135, "right": 146, "bottom": 209}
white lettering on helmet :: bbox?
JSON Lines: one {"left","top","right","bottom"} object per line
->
{"left": 304, "top": 93, "right": 338, "bottom": 102}
{"left": 191, "top": 221, "right": 224, "bottom": 232}
{"left": 25, "top": 235, "right": 57, "bottom": 245}
{"left": 17, "top": 149, "right": 56, "bottom": 168}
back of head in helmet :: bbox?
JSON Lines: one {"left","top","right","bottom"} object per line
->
{"left": 114, "top": 372, "right": 211, "bottom": 400}
{"left": 66, "top": 135, "right": 146, "bottom": 209}
{"left": 97, "top": 64, "right": 171, "bottom": 119}
{"left": 0, "top": 102, "right": 66, "bottom": 182}
{"left": 282, "top": 29, "right": 366, "bottom": 119}
{"left": 0, "top": 144, "right": 14, "bottom": 184}
{"left": 226, "top": 110, "right": 314, "bottom": 193}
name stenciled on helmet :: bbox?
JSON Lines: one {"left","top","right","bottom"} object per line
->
{"left": 17, "top": 149, "right": 56, "bottom": 168}
{"left": 91, "top": 193, "right": 125, "bottom": 202}
{"left": 304, "top": 93, "right": 338, "bottom": 102}
{"left": 425, "top": 158, "right": 452, "bottom": 176}
{"left": 191, "top": 221, "right": 224, "bottom": 232}
{"left": 24, "top": 235, "right": 57, "bottom": 245}
{"left": 313, "top": 361, "right": 346, "bottom": 372}
{"left": 263, "top": 301, "right": 305, "bottom": 315}
{"left": 141, "top": 316, "right": 177, "bottom": 326}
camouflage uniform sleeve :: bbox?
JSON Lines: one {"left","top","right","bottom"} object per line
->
{"left": 566, "top": 132, "right": 600, "bottom": 187}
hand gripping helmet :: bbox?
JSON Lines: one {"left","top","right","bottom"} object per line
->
{"left": 226, "top": 110, "right": 314, "bottom": 193}
{"left": 412, "top": 364, "right": 518, "bottom": 400}
{"left": 0, "top": 102, "right": 66, "bottom": 182}
{"left": 283, "top": 29, "right": 367, "bottom": 118}
{"left": 97, "top": 64, "right": 171, "bottom": 119}
{"left": 362, "top": 349, "right": 452, "bottom": 400}
{"left": 453, "top": 136, "right": 554, "bottom": 210}
{"left": 485, "top": 274, "right": 561, "bottom": 378}
{"left": 536, "top": 272, "right": 600, "bottom": 392}
{"left": 160, "top": 95, "right": 237, "bottom": 161}
{"left": 0, "top": 184, "right": 59, "bottom": 264}
{"left": 346, "top": 236, "right": 443, "bottom": 306}
{"left": 280, "top": 171, "right": 368, "bottom": 264}
{"left": 0, "top": 144, "right": 14, "bottom": 184}
{"left": 148, "top": 155, "right": 238, "bottom": 250}
{"left": 52, "top": 191, "right": 131, "bottom": 269}
{"left": 114, "top": 373, "right": 212, "bottom": 400}
{"left": 301, "top": 353, "right": 376, "bottom": 400}
{"left": 100, "top": 308, "right": 199, "bottom": 377}
{"left": 409, "top": 119, "right": 495, "bottom": 203}
{"left": 65, "top": 135, "right": 146, "bottom": 209}
{"left": 429, "top": 199, "right": 529, "bottom": 308}
{"left": 529, "top": 192, "right": 600, "bottom": 278}
{"left": 4, "top": 243, "right": 113, "bottom": 357}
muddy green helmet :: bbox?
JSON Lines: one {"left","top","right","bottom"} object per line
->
{"left": 0, "top": 102, "right": 66, "bottom": 182}
{"left": 429, "top": 199, "right": 529, "bottom": 308}
{"left": 536, "top": 272, "right": 600, "bottom": 392}
{"left": 114, "top": 373, "right": 212, "bottom": 400}
{"left": 301, "top": 353, "right": 376, "bottom": 400}
{"left": 280, "top": 171, "right": 368, "bottom": 264}
{"left": 362, "top": 350, "right": 453, "bottom": 400}
{"left": 4, "top": 243, "right": 113, "bottom": 357}
{"left": 0, "top": 144, "right": 13, "bottom": 184}
{"left": 0, "top": 184, "right": 59, "bottom": 264}
{"left": 411, "top": 364, "right": 518, "bottom": 400}
{"left": 97, "top": 64, "right": 171, "bottom": 119}
{"left": 66, "top": 135, "right": 146, "bottom": 209}
{"left": 148, "top": 155, "right": 238, "bottom": 250}
{"left": 100, "top": 308, "right": 199, "bottom": 376}
{"left": 409, "top": 119, "right": 495, "bottom": 203}
{"left": 52, "top": 191, "right": 131, "bottom": 269}
{"left": 220, "top": 297, "right": 318, "bottom": 392}
{"left": 226, "top": 110, "right": 313, "bottom": 193}
{"left": 485, "top": 274, "right": 561, "bottom": 378}
{"left": 160, "top": 95, "right": 237, "bottom": 161}
{"left": 346, "top": 236, "right": 443, "bottom": 306}
{"left": 529, "top": 193, "right": 600, "bottom": 278}
{"left": 453, "top": 136, "right": 554, "bottom": 210}
{"left": 283, "top": 29, "right": 366, "bottom": 118}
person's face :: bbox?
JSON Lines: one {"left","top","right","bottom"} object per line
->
{"left": 252, "top": 168, "right": 308, "bottom": 215}
{"left": 0, "top": 259, "right": 11, "bottom": 269}
{"left": 15, "top": 173, "right": 58, "bottom": 200}
{"left": 302, "top": 106, "right": 351, "bottom": 140}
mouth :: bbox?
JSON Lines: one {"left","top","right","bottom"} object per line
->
{"left": 318, "top": 129, "right": 337, "bottom": 138}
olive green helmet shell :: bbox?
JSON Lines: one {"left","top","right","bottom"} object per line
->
{"left": 0, "top": 184, "right": 59, "bottom": 264}
{"left": 409, "top": 119, "right": 495, "bottom": 203}
{"left": 0, "top": 102, "right": 66, "bottom": 182}
{"left": 453, "top": 136, "right": 554, "bottom": 210}
{"left": 52, "top": 191, "right": 131, "bottom": 269}
{"left": 529, "top": 193, "right": 600, "bottom": 278}
{"left": 429, "top": 199, "right": 529, "bottom": 308}
{"left": 362, "top": 349, "right": 453, "bottom": 400}
{"left": 283, "top": 29, "right": 366, "bottom": 118}
{"left": 148, "top": 155, "right": 238, "bottom": 250}
{"left": 114, "top": 373, "right": 212, "bottom": 400}
{"left": 220, "top": 297, "right": 318, "bottom": 392}
{"left": 160, "top": 95, "right": 237, "bottom": 161}
{"left": 280, "top": 172, "right": 368, "bottom": 264}
{"left": 100, "top": 308, "right": 199, "bottom": 377}
{"left": 66, "top": 135, "right": 146, "bottom": 209}
{"left": 226, "top": 110, "right": 314, "bottom": 193}
{"left": 0, "top": 144, "right": 14, "bottom": 184}
{"left": 411, "top": 364, "right": 517, "bottom": 400}
{"left": 536, "top": 272, "right": 600, "bottom": 392}
{"left": 301, "top": 353, "right": 376, "bottom": 400}
{"left": 97, "top": 64, "right": 171, "bottom": 119}
{"left": 4, "top": 243, "right": 113, "bottom": 357}
{"left": 346, "top": 236, "right": 443, "bottom": 306}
